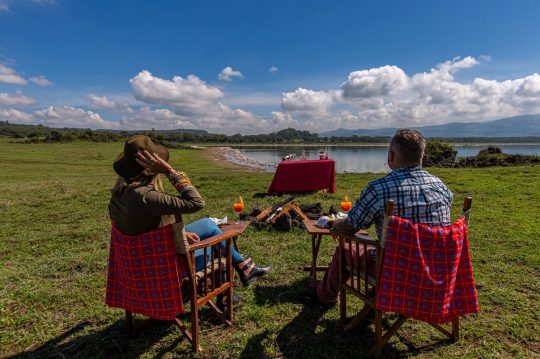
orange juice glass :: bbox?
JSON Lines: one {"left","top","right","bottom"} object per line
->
{"left": 233, "top": 197, "right": 244, "bottom": 223}
{"left": 340, "top": 195, "right": 352, "bottom": 212}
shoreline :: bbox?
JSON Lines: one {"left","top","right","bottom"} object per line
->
{"left": 200, "top": 147, "right": 266, "bottom": 173}
{"left": 195, "top": 142, "right": 540, "bottom": 148}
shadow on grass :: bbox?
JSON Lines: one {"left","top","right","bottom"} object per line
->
{"left": 252, "top": 278, "right": 308, "bottom": 306}
{"left": 6, "top": 317, "right": 193, "bottom": 358}
{"left": 250, "top": 280, "right": 452, "bottom": 358}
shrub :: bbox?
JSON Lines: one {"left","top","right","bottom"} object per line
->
{"left": 478, "top": 145, "right": 502, "bottom": 155}
{"left": 422, "top": 140, "right": 457, "bottom": 167}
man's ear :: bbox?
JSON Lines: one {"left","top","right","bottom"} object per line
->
{"left": 387, "top": 148, "right": 395, "bottom": 167}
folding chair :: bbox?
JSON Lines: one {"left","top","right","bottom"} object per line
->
{"left": 107, "top": 222, "right": 243, "bottom": 353}
{"left": 333, "top": 197, "right": 475, "bottom": 357}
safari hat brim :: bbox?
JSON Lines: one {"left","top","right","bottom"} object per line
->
{"left": 113, "top": 135, "right": 169, "bottom": 179}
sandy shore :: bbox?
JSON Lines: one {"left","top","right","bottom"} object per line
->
{"left": 200, "top": 147, "right": 266, "bottom": 173}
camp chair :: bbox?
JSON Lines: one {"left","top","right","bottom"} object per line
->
{"left": 332, "top": 197, "right": 475, "bottom": 357}
{"left": 107, "top": 222, "right": 244, "bottom": 353}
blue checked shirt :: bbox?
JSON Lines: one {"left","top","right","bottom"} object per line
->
{"left": 348, "top": 166, "right": 453, "bottom": 240}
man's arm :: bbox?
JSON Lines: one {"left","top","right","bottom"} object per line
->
{"left": 332, "top": 182, "right": 379, "bottom": 235}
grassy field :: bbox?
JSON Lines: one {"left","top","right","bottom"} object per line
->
{"left": 0, "top": 138, "right": 539, "bottom": 358}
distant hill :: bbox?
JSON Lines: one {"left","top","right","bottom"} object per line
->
{"left": 321, "top": 114, "right": 540, "bottom": 137}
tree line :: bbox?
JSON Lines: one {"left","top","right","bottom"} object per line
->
{"left": 2, "top": 121, "right": 540, "bottom": 145}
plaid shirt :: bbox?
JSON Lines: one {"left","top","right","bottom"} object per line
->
{"left": 348, "top": 166, "right": 453, "bottom": 239}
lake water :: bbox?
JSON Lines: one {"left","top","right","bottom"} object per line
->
{"left": 233, "top": 144, "right": 540, "bottom": 173}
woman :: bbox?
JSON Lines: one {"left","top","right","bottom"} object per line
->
{"left": 108, "top": 135, "right": 271, "bottom": 286}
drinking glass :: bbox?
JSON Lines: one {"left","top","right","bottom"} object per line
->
{"left": 340, "top": 195, "right": 352, "bottom": 212}
{"left": 233, "top": 196, "right": 245, "bottom": 224}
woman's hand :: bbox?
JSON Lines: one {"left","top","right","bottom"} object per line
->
{"left": 135, "top": 150, "right": 174, "bottom": 174}
{"left": 185, "top": 231, "right": 200, "bottom": 244}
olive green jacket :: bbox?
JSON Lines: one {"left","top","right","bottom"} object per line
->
{"left": 108, "top": 184, "right": 205, "bottom": 245}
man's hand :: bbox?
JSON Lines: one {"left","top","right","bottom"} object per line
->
{"left": 135, "top": 150, "right": 174, "bottom": 174}
{"left": 331, "top": 217, "right": 357, "bottom": 236}
{"left": 185, "top": 231, "right": 200, "bottom": 244}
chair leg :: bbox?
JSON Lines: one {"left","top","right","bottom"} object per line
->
{"left": 452, "top": 318, "right": 460, "bottom": 342}
{"left": 190, "top": 288, "right": 201, "bottom": 352}
{"left": 373, "top": 309, "right": 383, "bottom": 358}
{"left": 125, "top": 310, "right": 133, "bottom": 338}
{"left": 339, "top": 289, "right": 347, "bottom": 326}
{"left": 343, "top": 304, "right": 373, "bottom": 332}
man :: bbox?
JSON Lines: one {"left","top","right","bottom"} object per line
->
{"left": 312, "top": 129, "right": 454, "bottom": 305}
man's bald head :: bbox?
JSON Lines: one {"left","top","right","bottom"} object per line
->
{"left": 389, "top": 129, "right": 425, "bottom": 167}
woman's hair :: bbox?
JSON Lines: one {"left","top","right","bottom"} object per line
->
{"left": 111, "top": 173, "right": 164, "bottom": 196}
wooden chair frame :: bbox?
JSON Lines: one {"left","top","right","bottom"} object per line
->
{"left": 333, "top": 197, "right": 473, "bottom": 357}
{"left": 126, "top": 225, "right": 245, "bottom": 353}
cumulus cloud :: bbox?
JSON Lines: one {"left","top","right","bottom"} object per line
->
{"left": 29, "top": 75, "right": 54, "bottom": 86}
{"left": 0, "top": 64, "right": 27, "bottom": 84}
{"left": 33, "top": 106, "right": 118, "bottom": 129}
{"left": 218, "top": 66, "right": 243, "bottom": 81}
{"left": 0, "top": 108, "right": 33, "bottom": 122}
{"left": 268, "top": 66, "right": 279, "bottom": 73}
{"left": 119, "top": 107, "right": 194, "bottom": 130}
{"left": 282, "top": 88, "right": 335, "bottom": 116}
{"left": 131, "top": 70, "right": 223, "bottom": 116}
{"left": 128, "top": 70, "right": 269, "bottom": 134}
{"left": 279, "top": 56, "right": 540, "bottom": 131}
{"left": 341, "top": 65, "right": 409, "bottom": 99}
{"left": 0, "top": 91, "right": 37, "bottom": 106}
{"left": 87, "top": 93, "right": 133, "bottom": 113}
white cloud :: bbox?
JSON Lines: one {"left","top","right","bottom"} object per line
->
{"left": 119, "top": 107, "right": 194, "bottom": 130}
{"left": 0, "top": 90, "right": 37, "bottom": 106}
{"left": 0, "top": 0, "right": 56, "bottom": 12}
{"left": 87, "top": 93, "right": 133, "bottom": 113}
{"left": 131, "top": 70, "right": 223, "bottom": 116}
{"left": 224, "top": 92, "right": 281, "bottom": 107}
{"left": 33, "top": 106, "right": 119, "bottom": 129}
{"left": 218, "top": 66, "right": 243, "bottom": 81}
{"left": 278, "top": 56, "right": 540, "bottom": 131}
{"left": 128, "top": 70, "right": 269, "bottom": 134}
{"left": 29, "top": 75, "right": 53, "bottom": 86}
{"left": 341, "top": 65, "right": 409, "bottom": 99}
{"left": 268, "top": 66, "right": 279, "bottom": 73}
{"left": 0, "top": 108, "right": 33, "bottom": 122}
{"left": 282, "top": 88, "right": 335, "bottom": 116}
{"left": 0, "top": 64, "right": 27, "bottom": 84}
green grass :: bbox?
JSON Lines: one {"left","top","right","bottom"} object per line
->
{"left": 0, "top": 138, "right": 539, "bottom": 358}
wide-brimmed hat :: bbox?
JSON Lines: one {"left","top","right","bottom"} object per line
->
{"left": 113, "top": 135, "right": 169, "bottom": 179}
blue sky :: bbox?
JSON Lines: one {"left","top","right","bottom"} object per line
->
{"left": 1, "top": 0, "right": 539, "bottom": 134}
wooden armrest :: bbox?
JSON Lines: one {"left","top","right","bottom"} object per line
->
{"left": 353, "top": 234, "right": 380, "bottom": 247}
{"left": 189, "top": 230, "right": 240, "bottom": 251}
{"left": 330, "top": 229, "right": 380, "bottom": 247}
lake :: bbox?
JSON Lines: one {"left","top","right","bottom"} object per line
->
{"left": 232, "top": 144, "right": 540, "bottom": 173}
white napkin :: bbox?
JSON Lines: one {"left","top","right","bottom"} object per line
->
{"left": 316, "top": 216, "right": 331, "bottom": 228}
{"left": 209, "top": 216, "right": 228, "bottom": 225}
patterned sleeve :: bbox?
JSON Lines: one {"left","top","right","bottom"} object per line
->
{"left": 166, "top": 169, "right": 192, "bottom": 192}
{"left": 347, "top": 182, "right": 380, "bottom": 230}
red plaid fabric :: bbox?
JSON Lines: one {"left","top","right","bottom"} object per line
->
{"left": 376, "top": 217, "right": 479, "bottom": 324}
{"left": 105, "top": 224, "right": 187, "bottom": 321}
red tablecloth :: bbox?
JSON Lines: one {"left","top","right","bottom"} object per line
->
{"left": 268, "top": 160, "right": 336, "bottom": 193}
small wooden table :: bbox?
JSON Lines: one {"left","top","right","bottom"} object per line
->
{"left": 302, "top": 219, "right": 368, "bottom": 287}
{"left": 218, "top": 221, "right": 250, "bottom": 252}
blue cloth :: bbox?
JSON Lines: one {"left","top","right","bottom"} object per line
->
{"left": 347, "top": 166, "right": 453, "bottom": 239}
{"left": 185, "top": 218, "right": 243, "bottom": 272}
